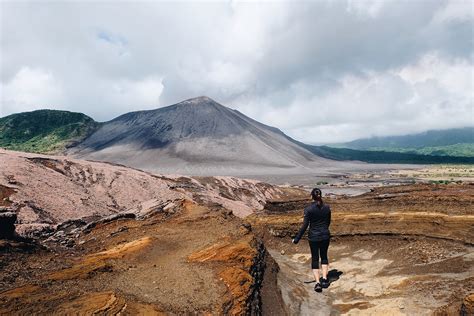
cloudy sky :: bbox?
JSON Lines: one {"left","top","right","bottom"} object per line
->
{"left": 1, "top": 0, "right": 472, "bottom": 144}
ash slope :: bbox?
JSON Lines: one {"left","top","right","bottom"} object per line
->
{"left": 0, "top": 149, "right": 294, "bottom": 237}
{"left": 70, "top": 97, "right": 334, "bottom": 175}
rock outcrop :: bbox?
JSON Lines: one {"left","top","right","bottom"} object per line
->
{"left": 0, "top": 149, "right": 298, "bottom": 237}
{"left": 0, "top": 196, "right": 286, "bottom": 314}
{"left": 251, "top": 183, "right": 474, "bottom": 244}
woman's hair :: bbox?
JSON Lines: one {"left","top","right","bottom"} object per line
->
{"left": 311, "top": 188, "right": 322, "bottom": 201}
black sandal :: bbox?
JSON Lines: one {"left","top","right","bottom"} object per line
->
{"left": 314, "top": 282, "right": 322, "bottom": 292}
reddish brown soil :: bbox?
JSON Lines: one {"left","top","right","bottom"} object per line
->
{"left": 0, "top": 201, "right": 274, "bottom": 314}
{"left": 250, "top": 183, "right": 474, "bottom": 244}
{"left": 332, "top": 183, "right": 474, "bottom": 216}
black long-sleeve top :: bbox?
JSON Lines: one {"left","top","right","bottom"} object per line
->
{"left": 294, "top": 202, "right": 331, "bottom": 243}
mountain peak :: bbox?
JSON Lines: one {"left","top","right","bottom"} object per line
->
{"left": 69, "top": 96, "right": 326, "bottom": 173}
{"left": 179, "top": 96, "right": 219, "bottom": 106}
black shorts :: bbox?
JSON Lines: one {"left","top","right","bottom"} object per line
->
{"left": 308, "top": 239, "right": 330, "bottom": 269}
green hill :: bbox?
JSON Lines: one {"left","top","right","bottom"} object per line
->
{"left": 0, "top": 109, "right": 100, "bottom": 153}
{"left": 319, "top": 128, "right": 474, "bottom": 162}
{"left": 336, "top": 128, "right": 474, "bottom": 156}
{"left": 300, "top": 145, "right": 474, "bottom": 164}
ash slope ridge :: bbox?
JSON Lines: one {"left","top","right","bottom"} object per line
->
{"left": 71, "top": 96, "right": 330, "bottom": 174}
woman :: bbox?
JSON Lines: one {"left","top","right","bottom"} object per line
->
{"left": 292, "top": 188, "right": 331, "bottom": 293}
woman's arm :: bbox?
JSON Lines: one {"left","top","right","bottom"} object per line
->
{"left": 293, "top": 208, "right": 309, "bottom": 244}
{"left": 328, "top": 206, "right": 331, "bottom": 226}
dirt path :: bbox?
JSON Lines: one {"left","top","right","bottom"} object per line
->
{"left": 267, "top": 236, "right": 474, "bottom": 315}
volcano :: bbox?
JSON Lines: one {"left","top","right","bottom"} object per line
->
{"left": 70, "top": 96, "right": 333, "bottom": 175}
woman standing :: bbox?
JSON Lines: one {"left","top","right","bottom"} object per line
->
{"left": 292, "top": 188, "right": 331, "bottom": 293}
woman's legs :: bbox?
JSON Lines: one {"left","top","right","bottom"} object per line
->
{"left": 312, "top": 269, "right": 320, "bottom": 284}
{"left": 321, "top": 264, "right": 329, "bottom": 279}
{"left": 309, "top": 239, "right": 331, "bottom": 282}
{"left": 319, "top": 239, "right": 330, "bottom": 279}
{"left": 308, "top": 240, "right": 320, "bottom": 283}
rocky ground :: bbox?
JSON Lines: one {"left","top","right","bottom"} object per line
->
{"left": 0, "top": 200, "right": 274, "bottom": 314}
{"left": 264, "top": 236, "right": 473, "bottom": 315}
{"left": 0, "top": 149, "right": 299, "bottom": 314}
{"left": 250, "top": 183, "right": 474, "bottom": 243}
{"left": 0, "top": 149, "right": 302, "bottom": 237}
{"left": 249, "top": 181, "right": 474, "bottom": 315}
{"left": 1, "top": 149, "right": 473, "bottom": 315}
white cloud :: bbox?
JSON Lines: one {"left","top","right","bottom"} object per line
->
{"left": 1, "top": 0, "right": 472, "bottom": 142}
{"left": 1, "top": 66, "right": 64, "bottom": 116}
{"left": 346, "top": 0, "right": 386, "bottom": 18}
{"left": 432, "top": 0, "right": 474, "bottom": 23}
{"left": 399, "top": 53, "right": 473, "bottom": 97}
{"left": 253, "top": 54, "right": 473, "bottom": 144}
{"left": 110, "top": 76, "right": 163, "bottom": 110}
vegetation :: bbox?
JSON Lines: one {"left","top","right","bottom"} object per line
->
{"left": 302, "top": 145, "right": 474, "bottom": 164}
{"left": 365, "top": 143, "right": 474, "bottom": 157}
{"left": 340, "top": 127, "right": 474, "bottom": 149}
{"left": 327, "top": 128, "right": 474, "bottom": 160}
{"left": 0, "top": 110, "right": 100, "bottom": 153}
